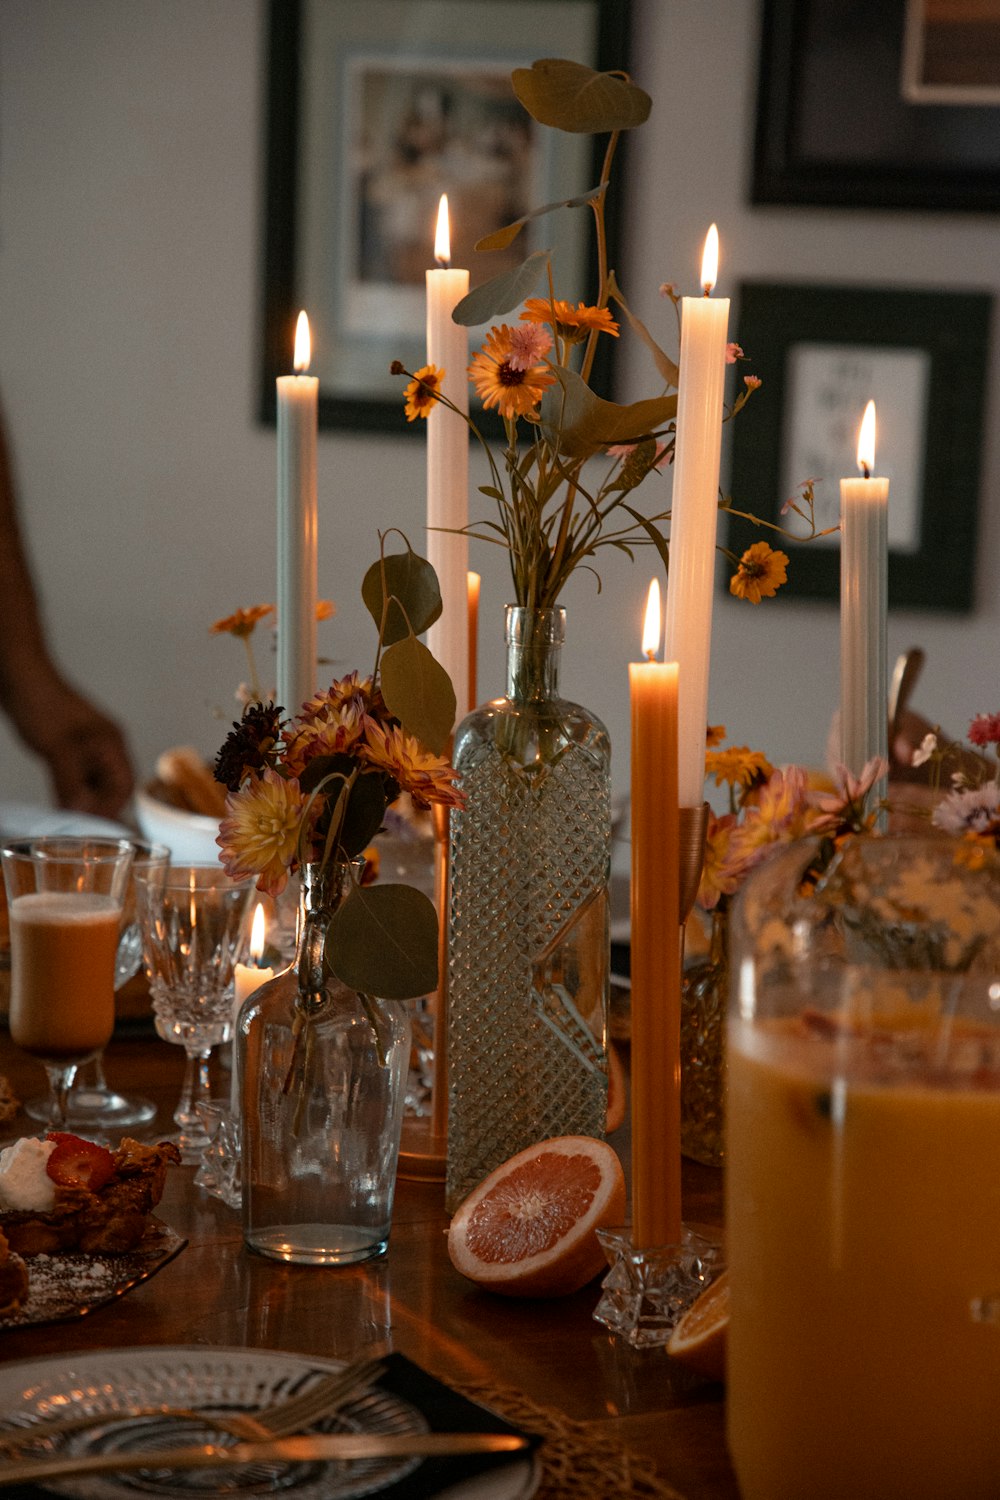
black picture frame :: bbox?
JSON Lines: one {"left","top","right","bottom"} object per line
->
{"left": 259, "top": 0, "right": 631, "bottom": 435}
{"left": 726, "top": 281, "right": 991, "bottom": 613}
{"left": 752, "top": 0, "right": 1000, "bottom": 211}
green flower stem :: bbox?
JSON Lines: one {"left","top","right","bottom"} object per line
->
{"left": 243, "top": 636, "right": 262, "bottom": 703}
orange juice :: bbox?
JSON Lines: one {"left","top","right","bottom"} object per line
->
{"left": 9, "top": 892, "right": 119, "bottom": 1059}
{"left": 727, "top": 1016, "right": 1000, "bottom": 1499}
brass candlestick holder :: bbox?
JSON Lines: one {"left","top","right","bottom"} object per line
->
{"left": 594, "top": 801, "right": 725, "bottom": 1347}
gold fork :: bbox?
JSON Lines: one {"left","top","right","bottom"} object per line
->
{"left": 0, "top": 1354, "right": 386, "bottom": 1454}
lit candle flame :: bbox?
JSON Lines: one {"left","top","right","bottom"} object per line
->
{"left": 250, "top": 902, "right": 267, "bottom": 966}
{"left": 293, "top": 310, "right": 311, "bottom": 373}
{"left": 434, "top": 194, "right": 451, "bottom": 266}
{"left": 857, "top": 399, "right": 877, "bottom": 479}
{"left": 700, "top": 224, "right": 719, "bottom": 295}
{"left": 642, "top": 579, "right": 661, "bottom": 661}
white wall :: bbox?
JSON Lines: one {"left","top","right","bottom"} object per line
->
{"left": 1, "top": 0, "right": 996, "bottom": 815}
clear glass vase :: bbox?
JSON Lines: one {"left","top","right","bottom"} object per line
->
{"left": 238, "top": 861, "right": 411, "bottom": 1265}
{"left": 446, "top": 606, "right": 611, "bottom": 1211}
{"left": 680, "top": 908, "right": 727, "bottom": 1168}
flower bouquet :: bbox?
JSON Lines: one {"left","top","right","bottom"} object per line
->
{"left": 214, "top": 539, "right": 463, "bottom": 1003}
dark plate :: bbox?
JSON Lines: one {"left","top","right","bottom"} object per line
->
{"left": 0, "top": 1218, "right": 186, "bottom": 1331}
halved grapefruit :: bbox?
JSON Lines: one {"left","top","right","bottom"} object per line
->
{"left": 666, "top": 1270, "right": 729, "bottom": 1381}
{"left": 447, "top": 1136, "right": 626, "bottom": 1298}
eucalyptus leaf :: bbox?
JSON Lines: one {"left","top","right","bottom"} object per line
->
{"left": 380, "top": 635, "right": 456, "bottom": 754}
{"left": 607, "top": 271, "right": 680, "bottom": 388}
{"left": 298, "top": 753, "right": 353, "bottom": 796}
{"left": 475, "top": 185, "right": 605, "bottom": 252}
{"left": 338, "top": 773, "right": 389, "bottom": 859}
{"left": 512, "top": 58, "right": 652, "bottom": 134}
{"left": 362, "top": 549, "right": 442, "bottom": 645}
{"left": 326, "top": 883, "right": 439, "bottom": 1000}
{"left": 539, "top": 366, "right": 678, "bottom": 459}
{"left": 452, "top": 250, "right": 551, "bottom": 326}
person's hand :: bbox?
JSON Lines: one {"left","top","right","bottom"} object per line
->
{"left": 18, "top": 679, "right": 135, "bottom": 819}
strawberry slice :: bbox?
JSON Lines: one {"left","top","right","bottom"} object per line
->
{"left": 45, "top": 1133, "right": 116, "bottom": 1192}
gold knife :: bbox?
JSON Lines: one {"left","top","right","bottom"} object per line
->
{"left": 0, "top": 1430, "right": 529, "bottom": 1487}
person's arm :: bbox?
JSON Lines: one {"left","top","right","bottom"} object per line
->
{"left": 0, "top": 412, "right": 135, "bottom": 818}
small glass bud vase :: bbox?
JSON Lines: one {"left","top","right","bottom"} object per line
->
{"left": 238, "top": 860, "right": 411, "bottom": 1265}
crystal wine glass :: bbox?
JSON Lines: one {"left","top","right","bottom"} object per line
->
{"left": 24, "top": 841, "right": 171, "bottom": 1131}
{"left": 135, "top": 862, "right": 254, "bottom": 1161}
{"left": 0, "top": 837, "right": 134, "bottom": 1131}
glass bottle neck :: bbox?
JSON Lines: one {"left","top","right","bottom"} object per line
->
{"left": 504, "top": 606, "right": 565, "bottom": 702}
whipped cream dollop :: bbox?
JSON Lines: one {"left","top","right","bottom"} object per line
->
{"left": 0, "top": 1136, "right": 58, "bottom": 1212}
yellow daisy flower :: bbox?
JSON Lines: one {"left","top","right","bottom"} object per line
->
{"left": 403, "top": 364, "right": 445, "bottom": 421}
{"left": 468, "top": 325, "right": 556, "bottom": 420}
{"left": 210, "top": 604, "right": 274, "bottom": 638}
{"left": 520, "top": 298, "right": 619, "bottom": 342}
{"left": 705, "top": 745, "right": 774, "bottom": 790}
{"left": 217, "top": 768, "right": 309, "bottom": 897}
{"left": 729, "top": 542, "right": 789, "bottom": 604}
{"left": 706, "top": 724, "right": 727, "bottom": 748}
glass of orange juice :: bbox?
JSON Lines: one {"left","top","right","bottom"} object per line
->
{"left": 726, "top": 833, "right": 1000, "bottom": 1500}
{"left": 1, "top": 837, "right": 135, "bottom": 1130}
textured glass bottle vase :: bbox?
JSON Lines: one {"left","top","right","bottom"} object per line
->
{"left": 446, "top": 606, "right": 611, "bottom": 1211}
{"left": 681, "top": 909, "right": 727, "bottom": 1168}
{"left": 238, "top": 861, "right": 410, "bottom": 1265}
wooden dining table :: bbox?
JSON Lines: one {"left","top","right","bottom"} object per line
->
{"left": 0, "top": 1026, "right": 740, "bottom": 1500}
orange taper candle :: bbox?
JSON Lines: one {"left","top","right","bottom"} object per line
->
{"left": 629, "top": 580, "right": 682, "bottom": 1248}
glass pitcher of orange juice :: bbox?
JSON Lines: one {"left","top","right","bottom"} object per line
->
{"left": 726, "top": 834, "right": 1000, "bottom": 1500}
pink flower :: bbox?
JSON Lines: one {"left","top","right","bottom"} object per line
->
{"left": 968, "top": 712, "right": 1000, "bottom": 748}
{"left": 780, "top": 476, "right": 820, "bottom": 516}
{"left": 658, "top": 282, "right": 678, "bottom": 298}
{"left": 743, "top": 375, "right": 762, "bottom": 391}
{"left": 606, "top": 440, "right": 671, "bottom": 468}
{"left": 507, "top": 323, "right": 552, "bottom": 372}
{"left": 811, "top": 757, "right": 887, "bottom": 825}
{"left": 725, "top": 342, "right": 744, "bottom": 364}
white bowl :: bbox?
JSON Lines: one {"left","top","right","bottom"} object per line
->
{"left": 134, "top": 787, "right": 224, "bottom": 864}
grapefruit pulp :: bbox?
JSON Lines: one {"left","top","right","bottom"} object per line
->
{"left": 666, "top": 1270, "right": 729, "bottom": 1381}
{"left": 447, "top": 1135, "right": 625, "bottom": 1298}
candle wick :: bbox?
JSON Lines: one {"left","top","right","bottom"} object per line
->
{"left": 644, "top": 648, "right": 657, "bottom": 663}
{"left": 436, "top": 256, "right": 450, "bottom": 270}
{"left": 702, "top": 285, "right": 711, "bottom": 297}
{"left": 860, "top": 462, "right": 870, "bottom": 480}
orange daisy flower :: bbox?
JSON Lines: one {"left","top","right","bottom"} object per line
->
{"left": 210, "top": 604, "right": 274, "bottom": 638}
{"left": 520, "top": 298, "right": 619, "bottom": 342}
{"left": 729, "top": 542, "right": 789, "bottom": 604}
{"left": 468, "top": 325, "right": 556, "bottom": 420}
{"left": 403, "top": 364, "right": 445, "bottom": 421}
{"left": 315, "top": 599, "right": 335, "bottom": 622}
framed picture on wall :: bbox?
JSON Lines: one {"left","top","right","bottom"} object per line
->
{"left": 752, "top": 0, "right": 1000, "bottom": 210}
{"left": 260, "top": 0, "right": 631, "bottom": 435}
{"left": 726, "top": 281, "right": 991, "bottom": 612}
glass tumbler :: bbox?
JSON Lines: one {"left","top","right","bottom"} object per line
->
{"left": 726, "top": 833, "right": 1000, "bottom": 1500}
